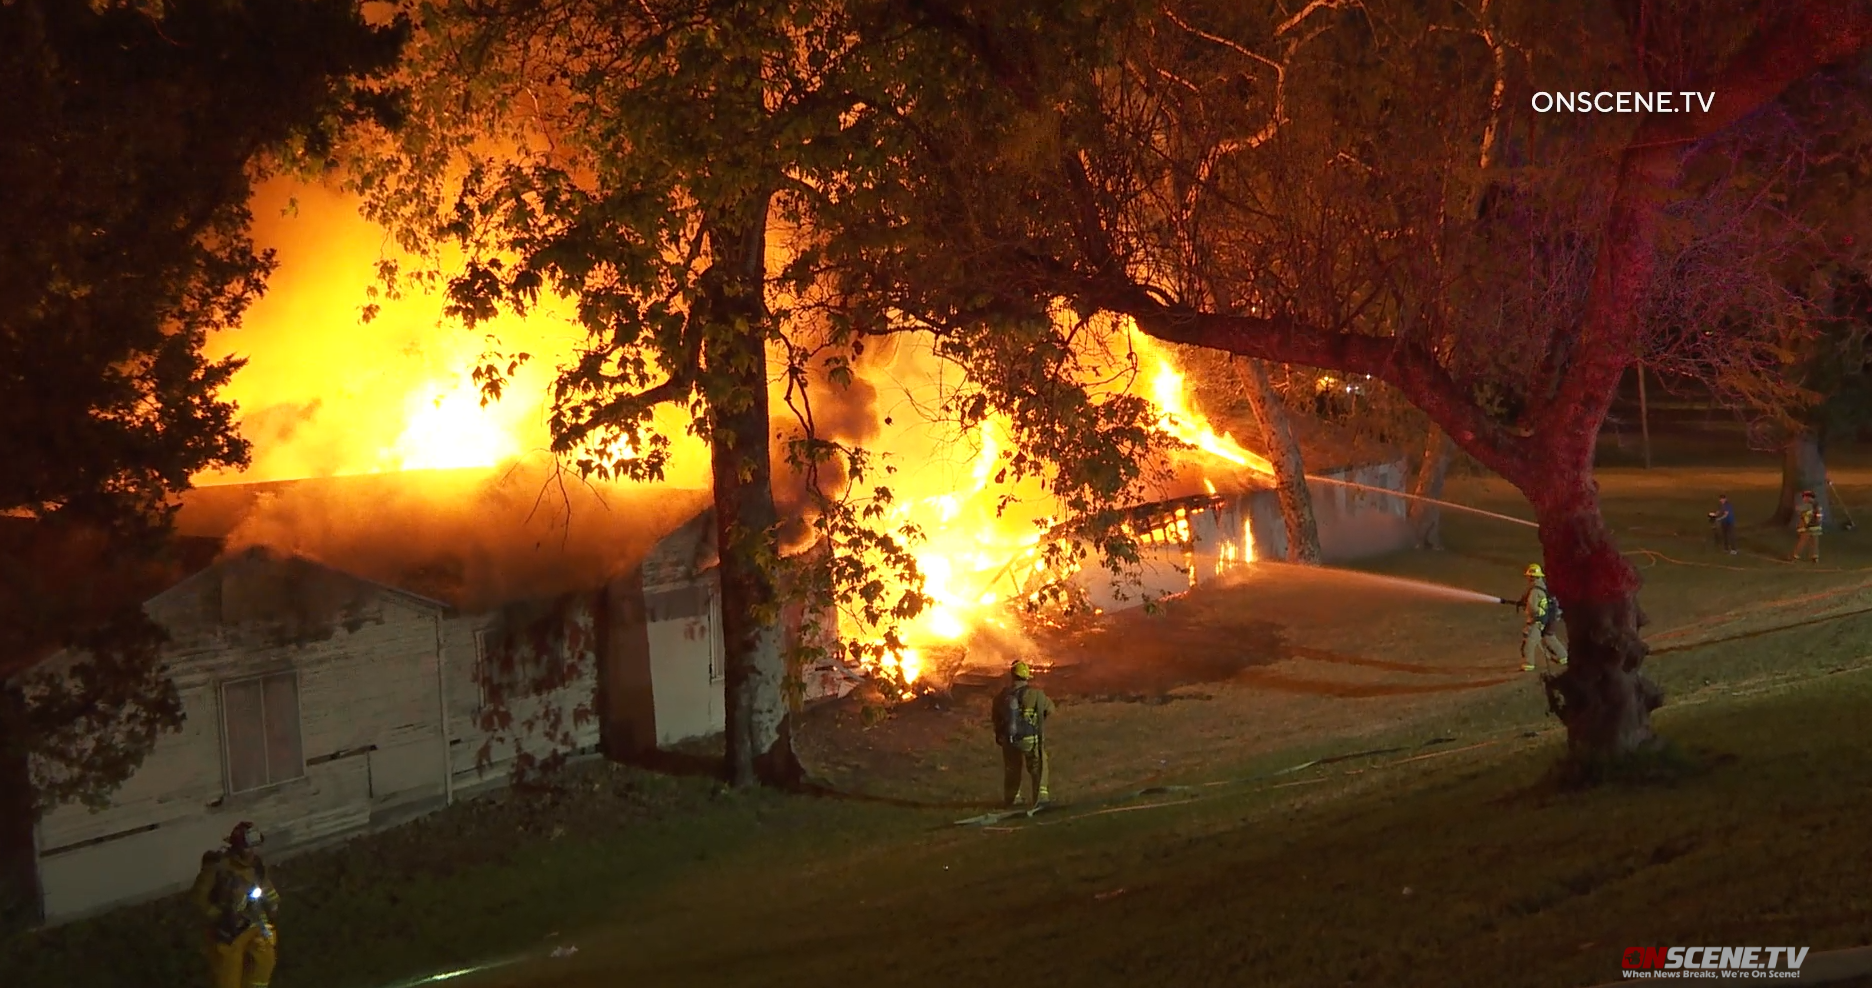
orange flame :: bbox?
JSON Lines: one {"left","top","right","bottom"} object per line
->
{"left": 196, "top": 179, "right": 704, "bottom": 488}
{"left": 1141, "top": 353, "right": 1275, "bottom": 477}
{"left": 207, "top": 184, "right": 1265, "bottom": 696}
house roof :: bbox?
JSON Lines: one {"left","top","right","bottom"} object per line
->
{"left": 177, "top": 465, "right": 713, "bottom": 612}
{"left": 3, "top": 464, "right": 708, "bottom": 680}
{"left": 169, "top": 544, "right": 455, "bottom": 615}
{"left": 0, "top": 516, "right": 223, "bottom": 682}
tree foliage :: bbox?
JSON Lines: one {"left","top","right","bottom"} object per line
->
{"left": 351, "top": 0, "right": 958, "bottom": 784}
{"left": 1642, "top": 59, "right": 1872, "bottom": 446}
{"left": 344, "top": 0, "right": 1872, "bottom": 771}
{"left": 350, "top": 0, "right": 1227, "bottom": 782}
{"left": 0, "top": 0, "right": 404, "bottom": 817}
{"left": 805, "top": 0, "right": 1872, "bottom": 761}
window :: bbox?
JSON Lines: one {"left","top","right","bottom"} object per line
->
{"left": 222, "top": 672, "right": 305, "bottom": 794}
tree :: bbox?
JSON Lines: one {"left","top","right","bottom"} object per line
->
{"left": 352, "top": 0, "right": 957, "bottom": 787}
{"left": 1774, "top": 270, "right": 1872, "bottom": 527}
{"left": 0, "top": 0, "right": 403, "bottom": 927}
{"left": 1235, "top": 358, "right": 1322, "bottom": 563}
{"left": 827, "top": 0, "right": 1872, "bottom": 766}
{"left": 1637, "top": 59, "right": 1872, "bottom": 532}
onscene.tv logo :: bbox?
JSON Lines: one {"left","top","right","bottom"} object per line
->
{"left": 1622, "top": 947, "right": 1810, "bottom": 979}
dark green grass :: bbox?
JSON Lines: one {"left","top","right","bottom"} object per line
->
{"left": 7, "top": 467, "right": 1872, "bottom": 988}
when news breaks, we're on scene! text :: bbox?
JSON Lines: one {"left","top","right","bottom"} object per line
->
{"left": 1622, "top": 946, "right": 1811, "bottom": 979}
{"left": 1532, "top": 90, "right": 1715, "bottom": 113}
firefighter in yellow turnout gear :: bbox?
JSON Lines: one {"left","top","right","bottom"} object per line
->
{"left": 191, "top": 822, "right": 280, "bottom": 988}
{"left": 993, "top": 661, "right": 1055, "bottom": 808}
{"left": 1792, "top": 490, "right": 1824, "bottom": 562}
{"left": 1502, "top": 564, "right": 1569, "bottom": 672}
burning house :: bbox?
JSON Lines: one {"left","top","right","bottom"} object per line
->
{"left": 17, "top": 470, "right": 841, "bottom": 925}
{"left": 1074, "top": 457, "right": 1416, "bottom": 613}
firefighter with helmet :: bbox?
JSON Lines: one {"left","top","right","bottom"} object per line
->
{"left": 1792, "top": 490, "right": 1824, "bottom": 563}
{"left": 190, "top": 822, "right": 280, "bottom": 988}
{"left": 992, "top": 661, "right": 1055, "bottom": 809}
{"left": 1501, "top": 563, "right": 1569, "bottom": 672}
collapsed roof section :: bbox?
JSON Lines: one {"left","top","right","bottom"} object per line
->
{"left": 177, "top": 464, "right": 712, "bottom": 612}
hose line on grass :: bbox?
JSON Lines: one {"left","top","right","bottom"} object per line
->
{"left": 952, "top": 736, "right": 1507, "bottom": 828}
{"left": 1624, "top": 545, "right": 1872, "bottom": 575}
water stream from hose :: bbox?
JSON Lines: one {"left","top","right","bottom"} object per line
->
{"left": 1310, "top": 566, "right": 1507, "bottom": 605}
{"left": 1302, "top": 474, "right": 1539, "bottom": 530}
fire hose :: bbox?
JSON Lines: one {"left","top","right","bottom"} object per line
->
{"left": 953, "top": 736, "right": 1482, "bottom": 826}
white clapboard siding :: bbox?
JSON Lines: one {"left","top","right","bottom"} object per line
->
{"left": 297, "top": 619, "right": 441, "bottom": 758}
{"left": 257, "top": 755, "right": 371, "bottom": 844}
{"left": 648, "top": 610, "right": 721, "bottom": 746}
{"left": 439, "top": 610, "right": 601, "bottom": 785}
{"left": 38, "top": 814, "right": 228, "bottom": 921}
{"left": 368, "top": 739, "right": 442, "bottom": 800}
{"left": 32, "top": 544, "right": 699, "bottom": 925}
{"left": 445, "top": 673, "right": 602, "bottom": 783}
{"left": 37, "top": 686, "right": 222, "bottom": 849}
{"left": 279, "top": 801, "right": 372, "bottom": 848}
{"left": 34, "top": 560, "right": 450, "bottom": 924}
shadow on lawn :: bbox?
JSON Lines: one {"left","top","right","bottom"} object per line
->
{"left": 1490, "top": 742, "right": 1741, "bottom": 806}
{"left": 793, "top": 779, "right": 997, "bottom": 811}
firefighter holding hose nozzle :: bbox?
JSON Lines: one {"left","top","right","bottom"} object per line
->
{"left": 993, "top": 661, "right": 1055, "bottom": 809}
{"left": 1499, "top": 564, "right": 1569, "bottom": 673}
{"left": 191, "top": 821, "right": 280, "bottom": 988}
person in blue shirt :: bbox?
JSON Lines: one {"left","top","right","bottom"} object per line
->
{"left": 1712, "top": 494, "right": 1737, "bottom": 554}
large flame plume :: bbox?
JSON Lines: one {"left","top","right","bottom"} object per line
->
{"left": 1135, "top": 338, "right": 1276, "bottom": 477}
{"left": 199, "top": 178, "right": 711, "bottom": 487}
{"left": 206, "top": 182, "right": 1269, "bottom": 698}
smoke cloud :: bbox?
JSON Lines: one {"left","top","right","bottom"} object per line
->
{"left": 186, "top": 460, "right": 709, "bottom": 612}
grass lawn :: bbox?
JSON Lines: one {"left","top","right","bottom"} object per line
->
{"left": 6, "top": 465, "right": 1871, "bottom": 988}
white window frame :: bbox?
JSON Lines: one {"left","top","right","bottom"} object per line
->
{"left": 219, "top": 670, "right": 306, "bottom": 796}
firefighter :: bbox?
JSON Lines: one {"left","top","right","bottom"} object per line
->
{"left": 1711, "top": 494, "right": 1737, "bottom": 554}
{"left": 191, "top": 822, "right": 280, "bottom": 988}
{"left": 1792, "top": 490, "right": 1824, "bottom": 563}
{"left": 1501, "top": 564, "right": 1568, "bottom": 672}
{"left": 993, "top": 661, "right": 1055, "bottom": 809}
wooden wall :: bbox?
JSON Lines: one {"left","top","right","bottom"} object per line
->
{"left": 34, "top": 554, "right": 449, "bottom": 923}
{"left": 32, "top": 532, "right": 705, "bottom": 925}
{"left": 438, "top": 606, "right": 601, "bottom": 791}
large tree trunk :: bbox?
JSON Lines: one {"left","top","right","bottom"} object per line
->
{"left": 1529, "top": 481, "right": 1664, "bottom": 766}
{"left": 1408, "top": 426, "right": 1452, "bottom": 549}
{"left": 703, "top": 206, "right": 800, "bottom": 789}
{"left": 1097, "top": 3, "right": 1872, "bottom": 768}
{"left": 0, "top": 685, "right": 43, "bottom": 933}
{"left": 1771, "top": 429, "right": 1828, "bottom": 528}
{"left": 1235, "top": 359, "right": 1321, "bottom": 563}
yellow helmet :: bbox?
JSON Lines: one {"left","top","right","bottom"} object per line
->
{"left": 1011, "top": 661, "right": 1033, "bottom": 680}
{"left": 1524, "top": 563, "right": 1544, "bottom": 579}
